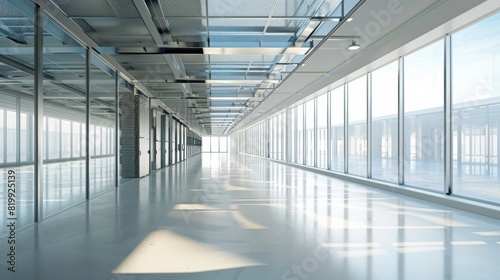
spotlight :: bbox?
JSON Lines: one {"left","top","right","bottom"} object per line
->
{"left": 347, "top": 40, "right": 360, "bottom": 51}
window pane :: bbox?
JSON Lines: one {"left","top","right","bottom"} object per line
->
{"left": 330, "top": 86, "right": 344, "bottom": 172}
{"left": 348, "top": 76, "right": 367, "bottom": 176}
{"left": 278, "top": 114, "right": 284, "bottom": 160}
{"left": 452, "top": 13, "right": 500, "bottom": 202}
{"left": 20, "top": 113, "right": 27, "bottom": 162}
{"left": 220, "top": 137, "right": 228, "bottom": 152}
{"left": 317, "top": 94, "right": 328, "bottom": 169}
{"left": 0, "top": 2, "right": 35, "bottom": 237}
{"left": 43, "top": 117, "right": 47, "bottom": 160}
{"left": 95, "top": 126, "right": 102, "bottom": 156}
{"left": 81, "top": 123, "right": 86, "bottom": 159}
{"left": 210, "top": 136, "right": 219, "bottom": 152}
{"left": 260, "top": 123, "right": 266, "bottom": 157}
{"left": 102, "top": 127, "right": 108, "bottom": 155}
{"left": 89, "top": 125, "right": 95, "bottom": 156}
{"left": 20, "top": 98, "right": 34, "bottom": 163}
{"left": 404, "top": 40, "right": 444, "bottom": 190}
{"left": 372, "top": 61, "right": 399, "bottom": 183}
{"left": 61, "top": 120, "right": 71, "bottom": 159}
{"left": 297, "top": 104, "right": 304, "bottom": 164}
{"left": 270, "top": 117, "right": 275, "bottom": 159}
{"left": 48, "top": 118, "right": 60, "bottom": 160}
{"left": 72, "top": 122, "right": 81, "bottom": 158}
{"left": 6, "top": 110, "right": 17, "bottom": 163}
{"left": 202, "top": 137, "right": 211, "bottom": 152}
{"left": 305, "top": 99, "right": 315, "bottom": 166}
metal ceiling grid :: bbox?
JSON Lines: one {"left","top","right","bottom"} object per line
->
{"left": 1, "top": 0, "right": 368, "bottom": 135}
{"left": 52, "top": 0, "right": 140, "bottom": 18}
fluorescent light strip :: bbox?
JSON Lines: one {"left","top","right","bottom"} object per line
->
{"left": 202, "top": 47, "right": 309, "bottom": 55}
{"left": 209, "top": 97, "right": 251, "bottom": 101}
{"left": 205, "top": 80, "right": 279, "bottom": 84}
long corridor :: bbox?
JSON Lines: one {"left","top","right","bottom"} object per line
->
{"left": 2, "top": 153, "right": 500, "bottom": 280}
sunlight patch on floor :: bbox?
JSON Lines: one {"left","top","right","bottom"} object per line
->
{"left": 113, "top": 229, "right": 263, "bottom": 274}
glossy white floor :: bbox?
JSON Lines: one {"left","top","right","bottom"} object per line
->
{"left": 1, "top": 153, "right": 500, "bottom": 280}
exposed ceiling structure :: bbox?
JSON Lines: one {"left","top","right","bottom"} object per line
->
{"left": 0, "top": 0, "right": 492, "bottom": 135}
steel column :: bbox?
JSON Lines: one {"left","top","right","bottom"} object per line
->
{"left": 85, "top": 47, "right": 91, "bottom": 199}
{"left": 34, "top": 4, "right": 44, "bottom": 222}
{"left": 114, "top": 72, "right": 120, "bottom": 187}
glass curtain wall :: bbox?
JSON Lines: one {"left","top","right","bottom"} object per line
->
{"left": 348, "top": 76, "right": 367, "bottom": 176}
{"left": 235, "top": 11, "right": 500, "bottom": 206}
{"left": 404, "top": 41, "right": 444, "bottom": 191}
{"left": 372, "top": 62, "right": 399, "bottom": 183}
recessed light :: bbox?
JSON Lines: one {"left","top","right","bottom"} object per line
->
{"left": 347, "top": 18, "right": 353, "bottom": 22}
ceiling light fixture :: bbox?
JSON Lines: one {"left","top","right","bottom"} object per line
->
{"left": 347, "top": 40, "right": 360, "bottom": 51}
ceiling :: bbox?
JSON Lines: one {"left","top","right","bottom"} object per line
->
{"left": 0, "top": 0, "right": 493, "bottom": 135}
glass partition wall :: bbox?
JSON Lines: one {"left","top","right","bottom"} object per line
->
{"left": 42, "top": 16, "right": 89, "bottom": 216}
{"left": 90, "top": 53, "right": 116, "bottom": 197}
{"left": 0, "top": 2, "right": 201, "bottom": 236}
{"left": 235, "top": 11, "right": 500, "bottom": 206}
{"left": 0, "top": 1, "right": 35, "bottom": 236}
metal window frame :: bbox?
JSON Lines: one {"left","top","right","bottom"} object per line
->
{"left": 59, "top": 116, "right": 62, "bottom": 159}
{"left": 302, "top": 104, "right": 306, "bottom": 165}
{"left": 444, "top": 34, "right": 452, "bottom": 195}
{"left": 34, "top": 3, "right": 44, "bottom": 222}
{"left": 282, "top": 112, "right": 286, "bottom": 161}
{"left": 114, "top": 72, "right": 120, "bottom": 187}
{"left": 367, "top": 72, "right": 373, "bottom": 178}
{"left": 16, "top": 97, "right": 21, "bottom": 165}
{"left": 1, "top": 110, "right": 5, "bottom": 163}
{"left": 344, "top": 83, "right": 349, "bottom": 174}
{"left": 85, "top": 47, "right": 91, "bottom": 200}
{"left": 398, "top": 57, "right": 405, "bottom": 185}
{"left": 314, "top": 97, "right": 318, "bottom": 167}
{"left": 327, "top": 91, "right": 332, "bottom": 170}
{"left": 286, "top": 108, "right": 292, "bottom": 162}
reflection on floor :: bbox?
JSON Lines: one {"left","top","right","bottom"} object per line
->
{"left": 0, "top": 157, "right": 115, "bottom": 236}
{"left": 1, "top": 153, "right": 500, "bottom": 280}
